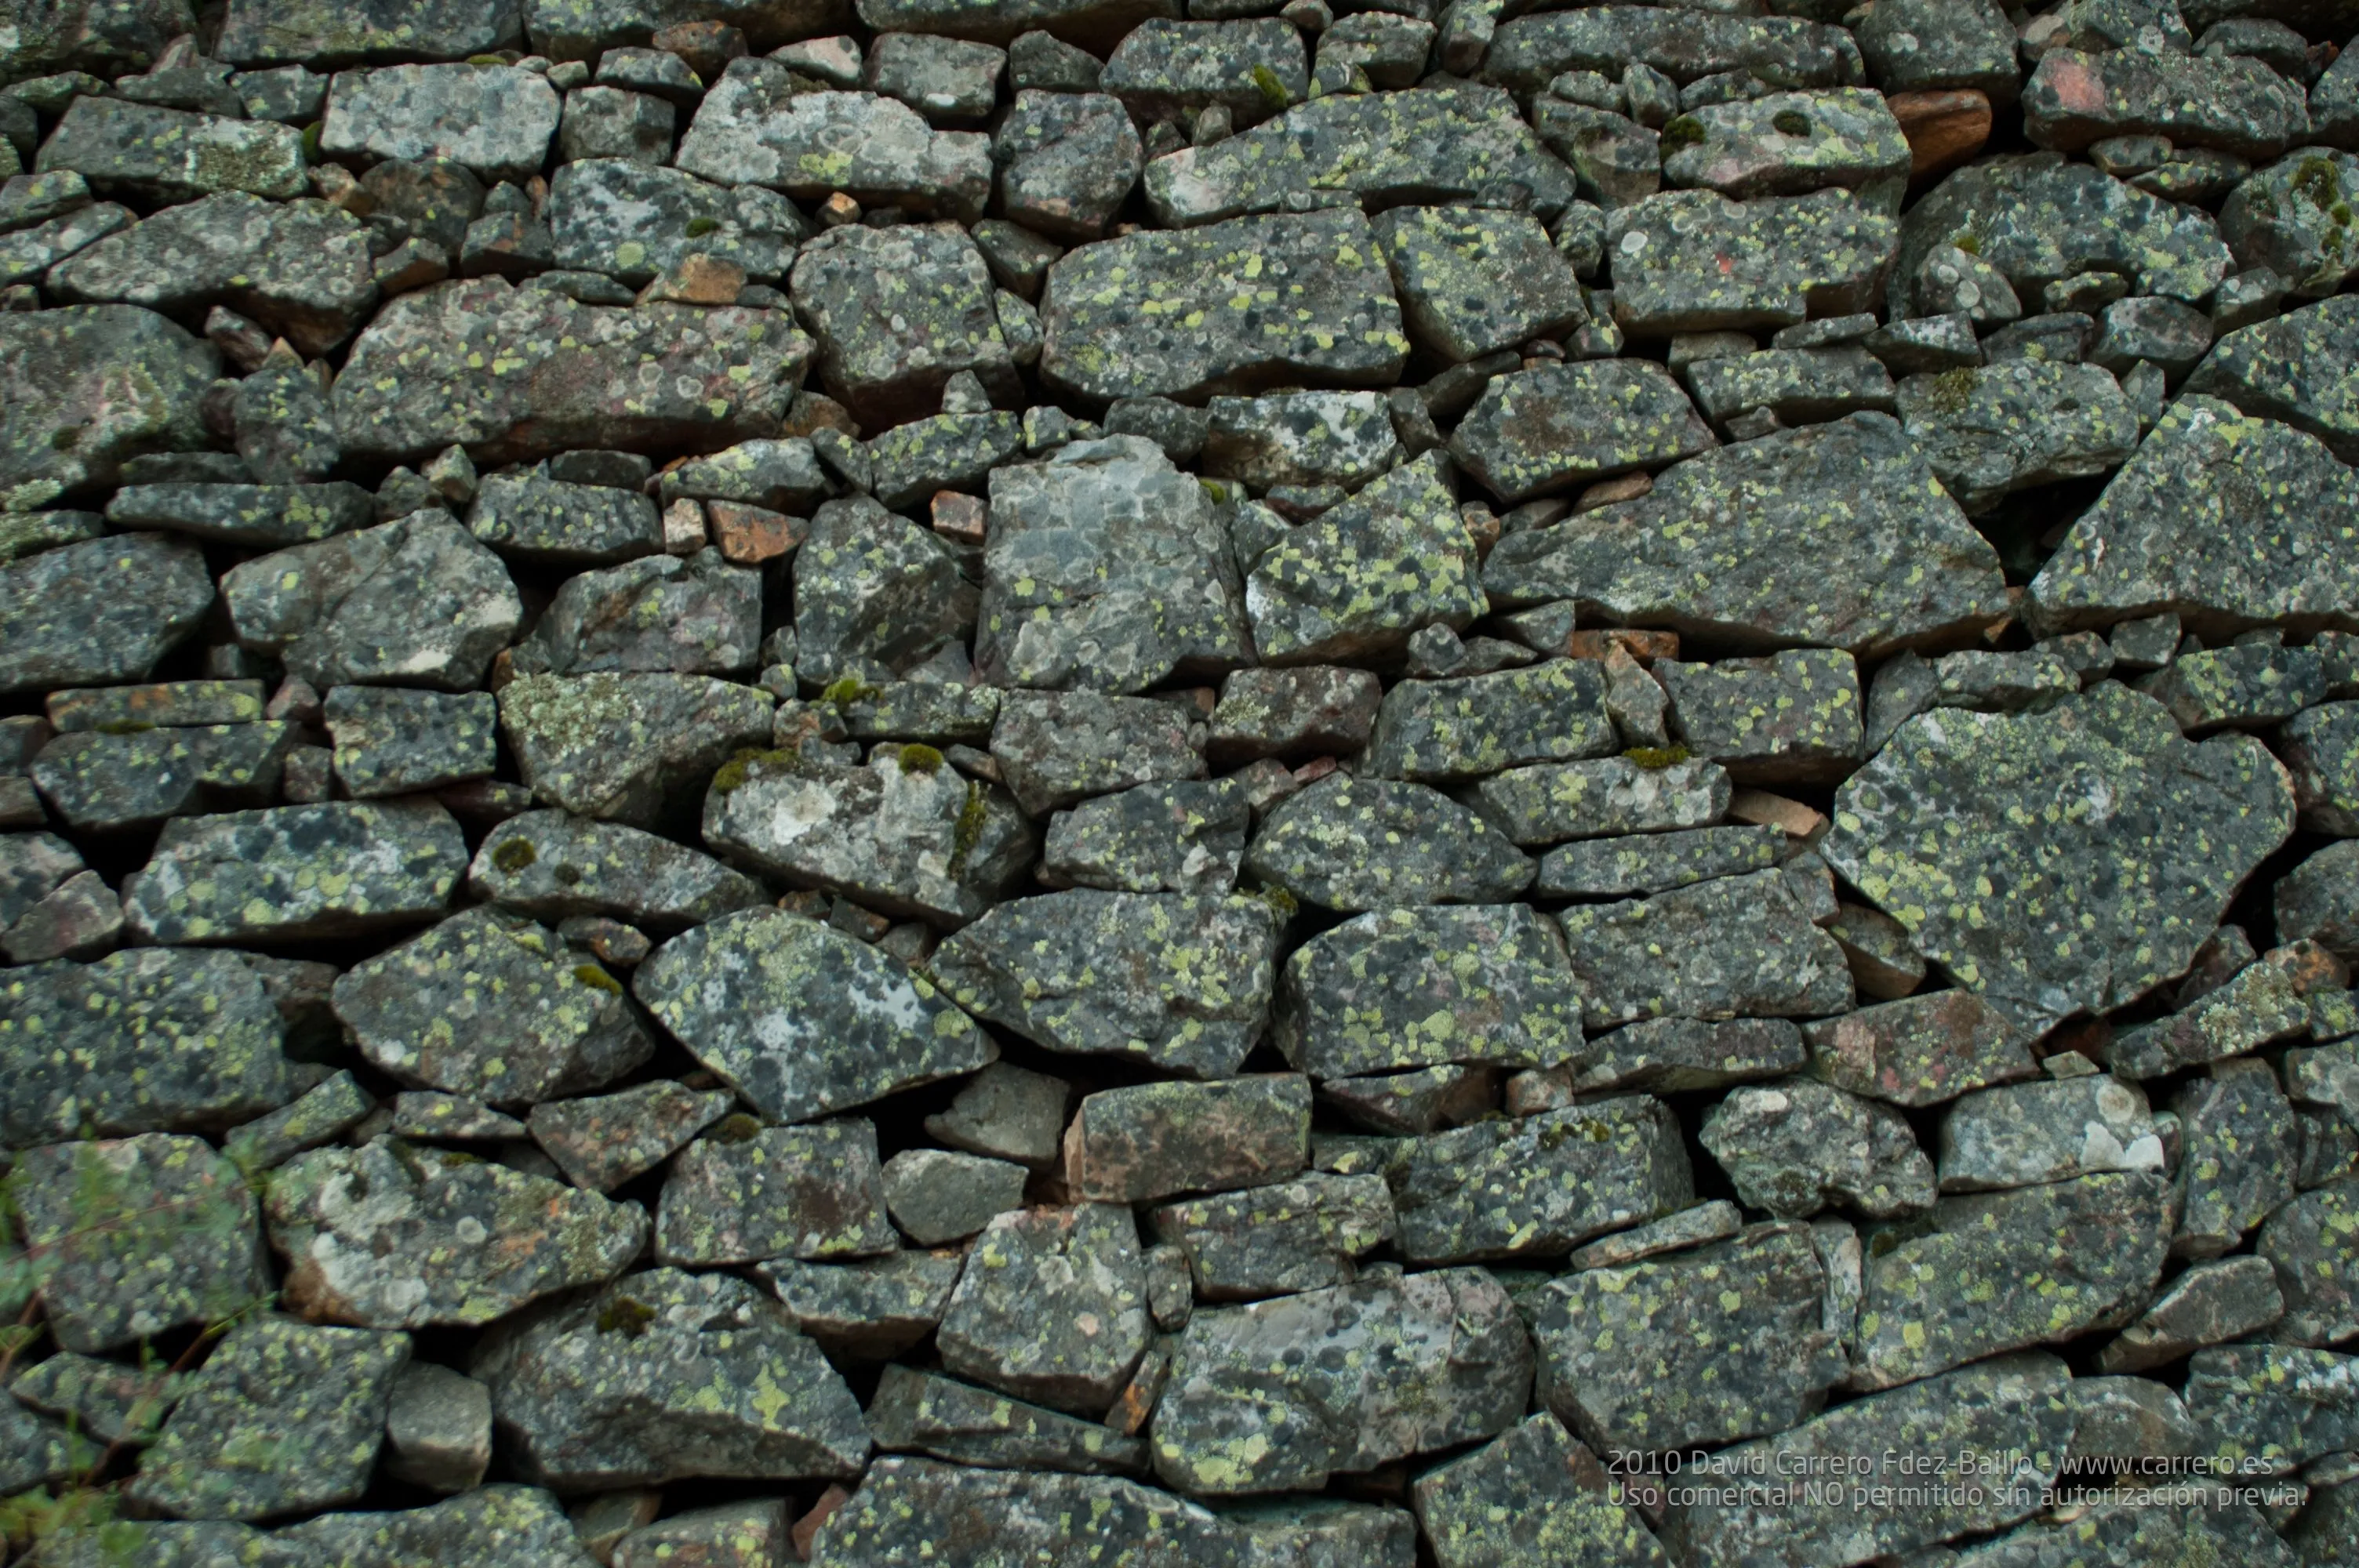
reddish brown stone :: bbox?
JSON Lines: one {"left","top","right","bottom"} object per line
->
{"left": 710, "top": 499, "right": 808, "bottom": 564}
{"left": 1803, "top": 990, "right": 2037, "bottom": 1108}
{"left": 1563, "top": 628, "right": 1681, "bottom": 663}
{"left": 791, "top": 1483, "right": 851, "bottom": 1562}
{"left": 1888, "top": 89, "right": 1992, "bottom": 180}
{"left": 930, "top": 490, "right": 987, "bottom": 544}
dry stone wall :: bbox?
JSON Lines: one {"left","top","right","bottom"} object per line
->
{"left": 2, "top": 0, "right": 2359, "bottom": 1564}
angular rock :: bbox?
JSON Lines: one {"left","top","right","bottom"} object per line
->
{"left": 29, "top": 721, "right": 297, "bottom": 835}
{"left": 1482, "top": 412, "right": 2008, "bottom": 655}
{"left": 1451, "top": 361, "right": 1714, "bottom": 506}
{"left": 1471, "top": 757, "right": 1730, "bottom": 847}
{"left": 1850, "top": 1172, "right": 2172, "bottom": 1389}
{"left": 2024, "top": 48, "right": 2310, "bottom": 162}
{"left": 331, "top": 276, "right": 812, "bottom": 466}
{"left": 936, "top": 1203, "right": 1150, "bottom": 1416}
{"left": 467, "top": 473, "right": 663, "bottom": 565}
{"left": 1529, "top": 1221, "right": 1843, "bottom": 1453}
{"left": 1369, "top": 205, "right": 1586, "bottom": 365}
{"left": 2173, "top": 1058, "right": 2301, "bottom": 1256}
{"left": 1245, "top": 451, "right": 1486, "bottom": 665}
{"left": 1568, "top": 1017, "right": 1808, "bottom": 1095}
{"left": 636, "top": 907, "right": 994, "bottom": 1123}
{"left": 526, "top": 1081, "right": 732, "bottom": 1194}
{"left": 1245, "top": 775, "right": 1532, "bottom": 911}
{"left": 325, "top": 686, "right": 496, "bottom": 797}
{"left": 793, "top": 495, "right": 977, "bottom": 684}
{"left": 11, "top": 1134, "right": 267, "bottom": 1353}
{"left": 705, "top": 750, "right": 1033, "bottom": 927}
{"left": 881, "top": 1148, "right": 1028, "bottom": 1246}
{"left": 549, "top": 157, "right": 807, "bottom": 285}
{"left": 2109, "top": 942, "right": 2324, "bottom": 1078}
{"left": 1606, "top": 188, "right": 1898, "bottom": 336}
{"left": 1041, "top": 778, "right": 1249, "bottom": 895}
{"left": 1150, "top": 1267, "right": 1532, "bottom": 1495}
{"left": 1365, "top": 659, "right": 1616, "bottom": 783}
{"left": 1065, "top": 1076, "right": 1308, "bottom": 1206}
{"left": 757, "top": 1249, "right": 965, "bottom": 1359}
{"left": 1937, "top": 1073, "right": 2166, "bottom": 1192}
{"left": 1803, "top": 990, "right": 2036, "bottom": 1107}
{"left": 978, "top": 434, "right": 1250, "bottom": 692}
{"left": 2184, "top": 1341, "right": 2359, "bottom": 1473}
{"left": 788, "top": 222, "right": 1012, "bottom": 426}
{"left": 1534, "top": 822, "right": 1786, "bottom": 898}
{"left": 217, "top": 0, "right": 523, "bottom": 67}
{"left": 471, "top": 809, "right": 765, "bottom": 930}
{"left": 1823, "top": 684, "right": 2295, "bottom": 1029}
{"left": 1560, "top": 868, "right": 1854, "bottom": 1029}
{"left": 276, "top": 1485, "right": 599, "bottom": 1568}
{"left": 0, "top": 307, "right": 217, "bottom": 514}
{"left": 36, "top": 97, "right": 305, "bottom": 201}
{"left": 1659, "top": 648, "right": 1863, "bottom": 785}
{"left": 2100, "top": 1254, "right": 2286, "bottom": 1372}
{"left": 656, "top": 1118, "right": 896, "bottom": 1265}
{"left": 923, "top": 1061, "right": 1070, "bottom": 1169}
{"left": 2285, "top": 702, "right": 2359, "bottom": 833}
{"left": 1147, "top": 1172, "right": 1393, "bottom": 1301}
{"left": 674, "top": 66, "right": 991, "bottom": 223}
{"left": 993, "top": 90, "right": 1140, "bottom": 241}
{"left": 926, "top": 890, "right": 1281, "bottom": 1076}
{"left": 1392, "top": 1097, "right": 1695, "bottom": 1264}
{"left": 128, "top": 1316, "right": 409, "bottom": 1523}
{"left": 265, "top": 1137, "right": 648, "bottom": 1327}
{"left": 500, "top": 672, "right": 772, "bottom": 825}
{"left": 1898, "top": 359, "right": 2141, "bottom": 514}
{"left": 1659, "top": 89, "right": 1911, "bottom": 203}
{"left": 867, "top": 1364, "right": 1145, "bottom": 1475}
{"left": 221, "top": 511, "right": 522, "bottom": 691}
{"left": 321, "top": 64, "right": 559, "bottom": 182}
{"left": 2139, "top": 640, "right": 2327, "bottom": 732}
{"left": 808, "top": 1458, "right": 1247, "bottom": 1567}
{"left": 124, "top": 799, "right": 467, "bottom": 945}
{"left": 1040, "top": 209, "right": 1408, "bottom": 404}
{"left": 2259, "top": 1177, "right": 2359, "bottom": 1345}
{"left": 1412, "top": 1412, "right": 1665, "bottom": 1568}
{"left": 1700, "top": 1079, "right": 1935, "bottom": 1219}
{"left": 473, "top": 1268, "right": 870, "bottom": 1489}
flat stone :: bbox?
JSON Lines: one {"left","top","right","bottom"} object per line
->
{"left": 8, "top": 1349, "right": 185, "bottom": 1447}
{"left": 526, "top": 1081, "right": 732, "bottom": 1193}
{"left": 217, "top": 0, "right": 522, "bottom": 66}
{"left": 926, "top": 890, "right": 1282, "bottom": 1076}
{"left": 470, "top": 809, "right": 765, "bottom": 930}
{"left": 473, "top": 1267, "right": 870, "bottom": 1489}
{"left": 333, "top": 908, "right": 650, "bottom": 1106}
{"left": 1245, "top": 451, "right": 1487, "bottom": 666}
{"left": 807, "top": 1457, "right": 1249, "bottom": 1567}
{"left": 923, "top": 1061, "right": 1070, "bottom": 1168}
{"left": 612, "top": 1499, "right": 788, "bottom": 1568}
{"left": 275, "top": 1486, "right": 601, "bottom": 1568}
{"left": 1150, "top": 1266, "right": 1531, "bottom": 1496}
{"left": 467, "top": 473, "right": 663, "bottom": 565}
{"left": 1660, "top": 88, "right": 1910, "bottom": 202}
{"left": 1560, "top": 868, "right": 1854, "bottom": 1029}
{"left": 1365, "top": 660, "right": 1615, "bottom": 784}
{"left": 1245, "top": 775, "right": 1533, "bottom": 910}
{"left": 1412, "top": 1412, "right": 1665, "bottom": 1568}
{"left": 1529, "top": 1221, "right": 1844, "bottom": 1453}
{"left": 330, "top": 276, "right": 812, "bottom": 466}
{"left": 1658, "top": 1355, "right": 2073, "bottom": 1568}
{"left": 1803, "top": 990, "right": 2037, "bottom": 1107}
{"left": 123, "top": 798, "right": 467, "bottom": 946}
{"left": 1659, "top": 648, "right": 1863, "bottom": 785}
{"left": 978, "top": 434, "right": 1250, "bottom": 692}
{"left": 1898, "top": 359, "right": 2141, "bottom": 515}
{"left": 2286, "top": 702, "right": 2359, "bottom": 833}
{"left": 636, "top": 906, "right": 994, "bottom": 1123}
{"left": 1145, "top": 82, "right": 1576, "bottom": 230}
{"left": 869, "top": 408, "right": 1023, "bottom": 510}
{"left": 1850, "top": 1172, "right": 2171, "bottom": 1390}
{"left": 2222, "top": 148, "right": 2359, "bottom": 300}
{"left": 1535, "top": 823, "right": 1787, "bottom": 897}
{"left": 321, "top": 64, "right": 558, "bottom": 183}
{"left": 1369, "top": 204, "right": 1586, "bottom": 365}
{"left": 48, "top": 193, "right": 376, "bottom": 357}
{"left": 674, "top": 67, "right": 991, "bottom": 223}
{"left": 882, "top": 1148, "right": 1029, "bottom": 1245}
{"left": 264, "top": 1136, "right": 649, "bottom": 1327}
{"left": 1937, "top": 1073, "right": 2166, "bottom": 1191}
{"left": 1483, "top": 7, "right": 1866, "bottom": 96}
{"left": 28, "top": 721, "right": 297, "bottom": 834}
{"left": 2138, "top": 640, "right": 2327, "bottom": 731}
{"left": 500, "top": 672, "right": 772, "bottom": 826}
{"left": 1568, "top": 1017, "right": 1808, "bottom": 1094}
{"left": 1823, "top": 684, "right": 2295, "bottom": 1030}
{"left": 11, "top": 1134, "right": 267, "bottom": 1353}
{"left": 221, "top": 511, "right": 522, "bottom": 691}
{"left": 1066, "top": 1075, "right": 1308, "bottom": 1206}
{"left": 1041, "top": 778, "right": 1250, "bottom": 895}
{"left": 0, "top": 307, "right": 217, "bottom": 514}
{"left": 325, "top": 686, "right": 496, "bottom": 797}
{"left": 2183, "top": 1341, "right": 2359, "bottom": 1473}
{"left": 1482, "top": 412, "right": 2008, "bottom": 655}
{"left": 1605, "top": 188, "right": 1898, "bottom": 336}
{"left": 757, "top": 1250, "right": 965, "bottom": 1359}
{"left": 1274, "top": 902, "right": 1586, "bottom": 1083}
{"left": 548, "top": 157, "right": 807, "bottom": 285}
{"left": 1146, "top": 1171, "right": 1393, "bottom": 1301}
{"left": 656, "top": 1117, "right": 895, "bottom": 1265}
{"left": 1470, "top": 757, "right": 1732, "bottom": 847}
{"left": 2259, "top": 1176, "right": 2359, "bottom": 1345}
{"left": 1699, "top": 1079, "right": 1935, "bottom": 1219}
{"left": 1393, "top": 1097, "right": 1695, "bottom": 1264}
{"left": 2108, "top": 943, "right": 2325, "bottom": 1078}
{"left": 2024, "top": 48, "right": 2310, "bottom": 162}
{"left": 128, "top": 1316, "right": 409, "bottom": 1523}
{"left": 1684, "top": 345, "right": 1899, "bottom": 428}
{"left": 1039, "top": 209, "right": 1408, "bottom": 404}
{"left": 788, "top": 222, "right": 1012, "bottom": 427}
{"left": 1451, "top": 361, "right": 1714, "bottom": 506}
{"left": 36, "top": 96, "right": 306, "bottom": 201}
{"left": 868, "top": 1363, "right": 1145, "bottom": 1475}
{"left": 936, "top": 1203, "right": 1151, "bottom": 1416}
{"left": 2100, "top": 1254, "right": 2286, "bottom": 1372}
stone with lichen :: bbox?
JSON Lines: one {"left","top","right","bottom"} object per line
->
{"left": 468, "top": 809, "right": 767, "bottom": 930}
{"left": 1245, "top": 775, "right": 1532, "bottom": 911}
{"left": 936, "top": 1203, "right": 1152, "bottom": 1417}
{"left": 1391, "top": 1098, "right": 1695, "bottom": 1265}
{"left": 123, "top": 798, "right": 468, "bottom": 946}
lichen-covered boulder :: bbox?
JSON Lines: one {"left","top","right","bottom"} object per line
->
{"left": 0, "top": 307, "right": 216, "bottom": 514}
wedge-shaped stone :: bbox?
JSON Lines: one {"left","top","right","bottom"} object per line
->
{"left": 704, "top": 750, "right": 1032, "bottom": 929}
{"left": 675, "top": 66, "right": 990, "bottom": 222}
{"left": 1152, "top": 1268, "right": 1532, "bottom": 1495}
{"left": 1606, "top": 188, "right": 1898, "bottom": 336}
{"left": 1143, "top": 83, "right": 1576, "bottom": 229}
{"left": 267, "top": 1138, "right": 649, "bottom": 1328}
{"left": 1369, "top": 204, "right": 1586, "bottom": 365}
{"left": 636, "top": 907, "right": 994, "bottom": 1124}
{"left": 1147, "top": 1172, "right": 1394, "bottom": 1302}
{"left": 757, "top": 1250, "right": 965, "bottom": 1360}
{"left": 936, "top": 1203, "right": 1151, "bottom": 1416}
{"left": 926, "top": 890, "right": 1281, "bottom": 1076}
{"left": 1392, "top": 1098, "right": 1695, "bottom": 1264}
{"left": 528, "top": 1081, "right": 734, "bottom": 1194}
{"left": 1899, "top": 359, "right": 2140, "bottom": 515}
{"left": 1470, "top": 757, "right": 1730, "bottom": 847}
{"left": 809, "top": 1457, "right": 1249, "bottom": 1568}
{"left": 979, "top": 434, "right": 1249, "bottom": 692}
{"left": 275, "top": 1486, "right": 597, "bottom": 1568}
{"left": 1530, "top": 1222, "right": 1843, "bottom": 1453}
{"left": 1040, "top": 209, "right": 1408, "bottom": 404}
{"left": 1066, "top": 1075, "right": 1309, "bottom": 1206}
{"left": 1559, "top": 868, "right": 1854, "bottom": 1029}
{"left": 500, "top": 673, "right": 772, "bottom": 825}
{"left": 1823, "top": 684, "right": 2295, "bottom": 1030}
{"left": 1804, "top": 990, "right": 2035, "bottom": 1107}
{"left": 2182, "top": 295, "right": 2359, "bottom": 466}
{"left": 217, "top": 0, "right": 522, "bottom": 66}
{"left": 1274, "top": 904, "right": 1587, "bottom": 1080}
{"left": 474, "top": 1268, "right": 871, "bottom": 1490}
{"left": 1482, "top": 413, "right": 2008, "bottom": 655}
{"left": 331, "top": 276, "right": 812, "bottom": 466}
{"left": 1450, "top": 361, "right": 1716, "bottom": 505}
{"left": 124, "top": 799, "right": 466, "bottom": 946}
{"left": 867, "top": 1365, "right": 1147, "bottom": 1475}
{"left": 2024, "top": 48, "right": 2310, "bottom": 161}
{"left": 549, "top": 158, "right": 807, "bottom": 285}
{"left": 1245, "top": 776, "right": 1533, "bottom": 911}
{"left": 0, "top": 308, "right": 217, "bottom": 515}
{"left": 1365, "top": 659, "right": 1616, "bottom": 783}
{"left": 1850, "top": 1172, "right": 2172, "bottom": 1389}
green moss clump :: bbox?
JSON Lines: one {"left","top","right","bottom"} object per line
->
{"left": 1950, "top": 231, "right": 1982, "bottom": 256}
{"left": 1256, "top": 884, "right": 1299, "bottom": 920}
{"left": 711, "top": 746, "right": 800, "bottom": 795}
{"left": 1919, "top": 365, "right": 1979, "bottom": 417}
{"left": 1772, "top": 109, "right": 1812, "bottom": 138}
{"left": 572, "top": 964, "right": 623, "bottom": 995}
{"left": 713, "top": 1112, "right": 763, "bottom": 1144}
{"left": 49, "top": 427, "right": 81, "bottom": 451}
{"left": 898, "top": 742, "right": 944, "bottom": 775}
{"left": 1657, "top": 115, "right": 1705, "bottom": 152}
{"left": 2292, "top": 155, "right": 2341, "bottom": 209}
{"left": 595, "top": 1296, "right": 657, "bottom": 1338}
{"left": 685, "top": 216, "right": 719, "bottom": 238}
{"left": 820, "top": 675, "right": 880, "bottom": 706}
{"left": 947, "top": 779, "right": 990, "bottom": 876}
{"left": 1251, "top": 64, "right": 1291, "bottom": 111}
{"left": 490, "top": 837, "right": 537, "bottom": 873}
{"left": 1623, "top": 745, "right": 1691, "bottom": 770}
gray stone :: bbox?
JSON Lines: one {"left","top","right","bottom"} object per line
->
{"left": 1700, "top": 1079, "right": 1934, "bottom": 1219}
{"left": 124, "top": 798, "right": 467, "bottom": 945}
{"left": 1470, "top": 757, "right": 1732, "bottom": 846}
{"left": 525, "top": 1080, "right": 732, "bottom": 1193}
{"left": 2259, "top": 1177, "right": 2359, "bottom": 1345}
{"left": 1245, "top": 775, "right": 1534, "bottom": 910}
{"left": 1392, "top": 1097, "right": 1694, "bottom": 1264}
{"left": 1823, "top": 684, "right": 2295, "bottom": 1030}
{"left": 1483, "top": 7, "right": 1866, "bottom": 96}
{"left": 2107, "top": 942, "right": 2326, "bottom": 1078}
{"left": 470, "top": 809, "right": 765, "bottom": 930}
{"left": 2139, "top": 640, "right": 2327, "bottom": 731}
{"left": 993, "top": 90, "right": 1140, "bottom": 241}
{"left": 516, "top": 550, "right": 762, "bottom": 677}
{"left": 325, "top": 686, "right": 497, "bottom": 797}
{"left": 1566, "top": 1017, "right": 1808, "bottom": 1094}
{"left": 2101, "top": 1254, "right": 2287, "bottom": 1371}
{"left": 264, "top": 1137, "right": 648, "bottom": 1327}
{"left": 978, "top": 434, "right": 1250, "bottom": 692}
{"left": 868, "top": 408, "right": 1023, "bottom": 510}
{"left": 128, "top": 1316, "right": 409, "bottom": 1523}
{"left": 1897, "top": 359, "right": 2141, "bottom": 515}
{"left": 1804, "top": 989, "right": 2037, "bottom": 1107}
{"left": 1365, "top": 659, "right": 1616, "bottom": 783}
{"left": 2286, "top": 702, "right": 2359, "bottom": 833}
{"left": 1560, "top": 868, "right": 1854, "bottom": 1029}
{"left": 36, "top": 96, "right": 305, "bottom": 201}
{"left": 1534, "top": 823, "right": 1786, "bottom": 898}
{"left": 1039, "top": 209, "right": 1408, "bottom": 404}
{"left": 218, "top": 0, "right": 522, "bottom": 68}
{"left": 1937, "top": 1074, "right": 2166, "bottom": 1192}
{"left": 867, "top": 1364, "right": 1145, "bottom": 1475}
{"left": 384, "top": 1361, "right": 493, "bottom": 1494}
{"left": 1100, "top": 18, "right": 1303, "bottom": 129}
{"left": 2182, "top": 1342, "right": 2359, "bottom": 1472}
{"left": 2281, "top": 840, "right": 2359, "bottom": 960}
{"left": 1685, "top": 346, "right": 1899, "bottom": 429}
{"left": 1065, "top": 1074, "right": 1309, "bottom": 1206}
{"left": 1605, "top": 188, "right": 1898, "bottom": 336}
{"left": 636, "top": 906, "right": 994, "bottom": 1123}
{"left": 322, "top": 64, "right": 558, "bottom": 182}
{"left": 788, "top": 222, "right": 1012, "bottom": 426}
{"left": 923, "top": 1061, "right": 1069, "bottom": 1168}
{"left": 1371, "top": 205, "right": 1586, "bottom": 365}
{"left": 1147, "top": 1171, "right": 1393, "bottom": 1301}
{"left": 500, "top": 672, "right": 773, "bottom": 825}
{"left": 936, "top": 1203, "right": 1151, "bottom": 1416}
{"left": 808, "top": 1457, "right": 1249, "bottom": 1568}
{"left": 2024, "top": 48, "right": 2310, "bottom": 162}
{"left": 1450, "top": 361, "right": 1715, "bottom": 505}
{"left": 467, "top": 472, "right": 663, "bottom": 564}
{"left": 1530, "top": 1221, "right": 1843, "bottom": 1454}
{"left": 757, "top": 1250, "right": 965, "bottom": 1359}
{"left": 1482, "top": 413, "right": 2008, "bottom": 655}
{"left": 28, "top": 721, "right": 297, "bottom": 835}
{"left": 7, "top": 1349, "right": 185, "bottom": 1447}
{"left": 275, "top": 1485, "right": 600, "bottom": 1568}
{"left": 883, "top": 1148, "right": 1029, "bottom": 1245}
{"left": 656, "top": 1117, "right": 896, "bottom": 1265}
{"left": 674, "top": 65, "right": 991, "bottom": 223}
{"left": 0, "top": 307, "right": 218, "bottom": 515}
{"left": 1412, "top": 1412, "right": 1664, "bottom": 1568}
{"left": 1659, "top": 88, "right": 1910, "bottom": 203}
{"left": 1201, "top": 390, "right": 1398, "bottom": 495}
{"left": 2175, "top": 1058, "right": 2303, "bottom": 1257}
{"left": 1659, "top": 648, "right": 1863, "bottom": 785}
{"left": 987, "top": 689, "right": 1201, "bottom": 817}
{"left": 1042, "top": 778, "right": 1248, "bottom": 894}
{"left": 927, "top": 889, "right": 1281, "bottom": 1076}
{"left": 473, "top": 1267, "right": 870, "bottom": 1489}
